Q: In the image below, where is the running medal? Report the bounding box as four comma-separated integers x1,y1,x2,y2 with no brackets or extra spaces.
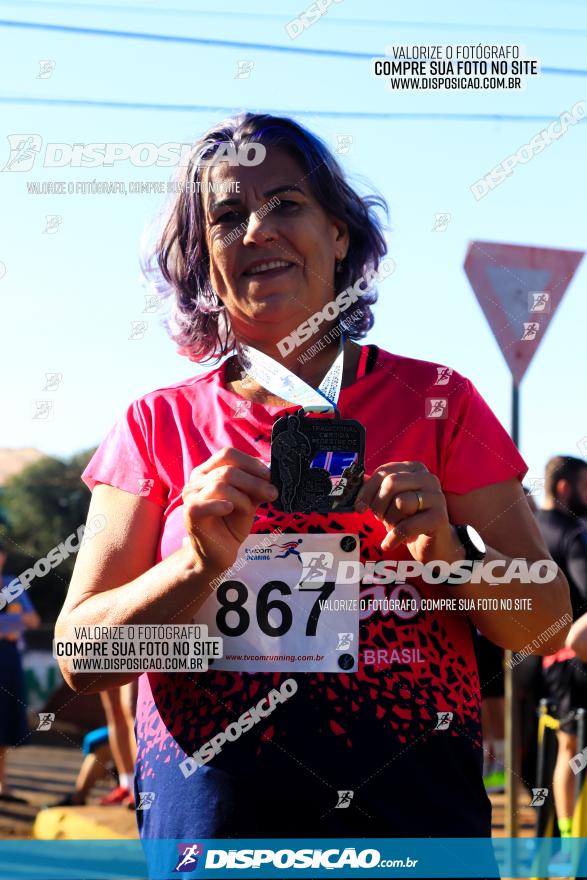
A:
271,410,365,514
237,339,366,514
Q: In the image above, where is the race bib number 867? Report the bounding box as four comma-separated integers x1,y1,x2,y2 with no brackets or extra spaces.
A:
194,534,360,673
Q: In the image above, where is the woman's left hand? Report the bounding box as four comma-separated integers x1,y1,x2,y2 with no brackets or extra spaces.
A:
354,461,459,563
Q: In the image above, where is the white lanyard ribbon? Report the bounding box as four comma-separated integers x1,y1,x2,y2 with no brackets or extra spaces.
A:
236,339,345,413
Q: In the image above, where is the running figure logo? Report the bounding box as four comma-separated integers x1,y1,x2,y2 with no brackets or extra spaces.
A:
434,712,453,730
129,320,148,341
431,212,451,232
42,372,62,392
330,460,363,509
425,398,448,419
272,538,303,560
335,134,353,155
521,322,539,341
526,478,545,496
299,551,334,585
43,215,62,234
335,790,354,809
33,400,53,420
235,60,254,79
233,399,252,418
272,415,311,512
336,633,354,651
36,713,55,731
2,134,42,171
175,843,203,872
136,792,156,810
530,788,548,806
529,291,550,313
37,60,56,79
434,366,453,386
143,294,161,313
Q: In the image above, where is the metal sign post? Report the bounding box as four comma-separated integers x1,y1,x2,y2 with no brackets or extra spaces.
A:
464,241,584,838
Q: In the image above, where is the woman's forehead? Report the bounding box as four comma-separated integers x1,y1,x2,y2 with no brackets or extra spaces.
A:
204,147,307,191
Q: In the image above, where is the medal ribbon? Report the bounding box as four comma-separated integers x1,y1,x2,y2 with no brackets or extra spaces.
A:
236,338,345,413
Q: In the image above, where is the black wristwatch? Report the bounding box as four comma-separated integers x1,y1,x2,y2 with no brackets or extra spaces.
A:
453,524,486,562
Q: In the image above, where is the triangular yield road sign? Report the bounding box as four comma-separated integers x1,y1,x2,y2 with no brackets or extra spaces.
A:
464,241,584,385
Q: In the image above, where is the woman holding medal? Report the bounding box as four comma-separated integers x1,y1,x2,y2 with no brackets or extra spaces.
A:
56,113,571,869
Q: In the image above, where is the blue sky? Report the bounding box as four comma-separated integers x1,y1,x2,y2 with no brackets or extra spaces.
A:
1,0,586,497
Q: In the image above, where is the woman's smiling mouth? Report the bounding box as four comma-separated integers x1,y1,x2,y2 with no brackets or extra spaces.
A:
242,259,295,278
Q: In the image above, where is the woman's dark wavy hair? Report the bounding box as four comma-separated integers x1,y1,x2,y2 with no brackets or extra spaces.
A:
141,112,388,363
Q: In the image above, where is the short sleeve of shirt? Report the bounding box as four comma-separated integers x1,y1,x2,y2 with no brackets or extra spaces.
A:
440,376,528,495
81,399,168,507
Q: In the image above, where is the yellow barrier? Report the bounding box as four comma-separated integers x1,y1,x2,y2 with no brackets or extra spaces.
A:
34,805,138,840
532,703,587,880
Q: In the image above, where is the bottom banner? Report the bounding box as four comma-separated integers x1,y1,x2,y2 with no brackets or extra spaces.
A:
2,837,587,879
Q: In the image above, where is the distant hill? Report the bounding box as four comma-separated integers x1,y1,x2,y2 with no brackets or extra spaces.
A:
0,447,45,485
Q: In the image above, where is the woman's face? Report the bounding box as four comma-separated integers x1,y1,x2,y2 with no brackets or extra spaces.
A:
202,147,349,349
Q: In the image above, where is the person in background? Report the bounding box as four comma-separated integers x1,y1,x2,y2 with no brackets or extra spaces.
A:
477,486,541,794
0,540,40,801
98,683,137,807
51,727,113,807
566,615,587,661
537,456,587,838
477,634,505,792
514,485,545,791
51,698,137,808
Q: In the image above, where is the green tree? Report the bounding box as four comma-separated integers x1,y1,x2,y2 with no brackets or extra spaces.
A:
0,449,97,622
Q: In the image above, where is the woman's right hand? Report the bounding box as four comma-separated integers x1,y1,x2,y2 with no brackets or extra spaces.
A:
182,447,278,573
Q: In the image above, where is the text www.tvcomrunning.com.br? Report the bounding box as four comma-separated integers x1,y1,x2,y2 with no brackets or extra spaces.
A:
224,654,324,662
